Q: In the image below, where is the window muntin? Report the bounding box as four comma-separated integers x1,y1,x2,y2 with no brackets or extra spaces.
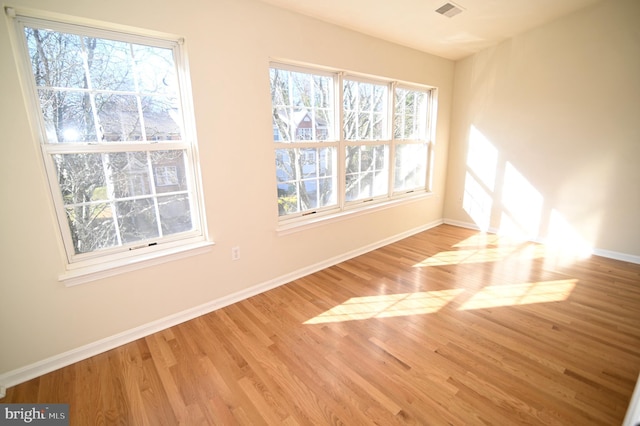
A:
17,17,204,263
394,87,428,140
343,79,388,141
345,145,389,202
270,64,434,222
276,147,337,216
270,68,334,142
394,143,427,192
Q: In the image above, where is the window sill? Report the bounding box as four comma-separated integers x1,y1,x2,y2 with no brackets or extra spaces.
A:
59,240,215,287
276,191,434,235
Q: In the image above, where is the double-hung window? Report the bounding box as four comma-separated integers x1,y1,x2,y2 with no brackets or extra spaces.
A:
271,66,338,216
270,62,434,223
343,78,390,203
12,12,208,280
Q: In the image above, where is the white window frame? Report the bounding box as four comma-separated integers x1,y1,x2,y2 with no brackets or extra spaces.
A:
342,75,391,205
8,9,211,285
270,62,436,231
391,83,434,196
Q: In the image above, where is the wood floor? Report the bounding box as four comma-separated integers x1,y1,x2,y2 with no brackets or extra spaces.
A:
3,224,640,425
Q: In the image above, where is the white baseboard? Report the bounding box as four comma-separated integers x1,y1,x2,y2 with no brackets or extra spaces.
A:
591,248,640,265
443,219,640,264
443,218,488,232
0,220,442,393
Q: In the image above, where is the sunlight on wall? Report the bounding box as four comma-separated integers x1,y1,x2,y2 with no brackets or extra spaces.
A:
462,126,498,231
467,126,498,191
458,279,577,310
500,162,544,239
462,126,594,258
463,172,493,231
303,289,464,324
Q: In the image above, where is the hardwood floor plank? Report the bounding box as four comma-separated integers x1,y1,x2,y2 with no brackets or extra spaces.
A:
2,224,639,425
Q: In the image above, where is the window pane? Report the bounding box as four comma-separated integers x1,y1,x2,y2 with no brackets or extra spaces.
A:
95,94,142,141
65,203,117,254
343,80,388,140
276,148,297,182
270,68,290,107
109,152,151,198
373,113,384,139
291,71,311,107
277,183,298,216
343,110,356,141
158,194,193,235
53,153,107,204
313,75,332,108
357,113,371,140
395,143,427,191
151,150,188,193
345,145,388,201
116,198,159,243
39,90,97,142
273,107,292,142
373,85,386,112
132,45,177,95
142,96,182,141
358,84,372,111
25,28,86,89
86,37,136,92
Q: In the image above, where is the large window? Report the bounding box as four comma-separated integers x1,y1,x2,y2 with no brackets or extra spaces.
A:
13,13,207,274
270,63,434,222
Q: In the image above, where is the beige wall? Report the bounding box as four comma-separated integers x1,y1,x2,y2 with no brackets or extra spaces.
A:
444,0,640,257
0,0,453,375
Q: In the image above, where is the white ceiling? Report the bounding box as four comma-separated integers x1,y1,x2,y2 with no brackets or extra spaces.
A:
255,0,604,60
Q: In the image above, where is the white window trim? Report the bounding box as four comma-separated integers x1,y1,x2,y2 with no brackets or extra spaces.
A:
276,191,434,235
7,8,212,284
60,240,214,287
271,61,437,229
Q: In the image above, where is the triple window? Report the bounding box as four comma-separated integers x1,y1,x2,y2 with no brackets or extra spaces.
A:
270,63,434,221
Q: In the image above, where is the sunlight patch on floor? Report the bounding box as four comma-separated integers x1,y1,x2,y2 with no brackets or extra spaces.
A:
303,289,464,324
304,279,577,324
413,247,517,267
457,279,577,311
453,233,502,248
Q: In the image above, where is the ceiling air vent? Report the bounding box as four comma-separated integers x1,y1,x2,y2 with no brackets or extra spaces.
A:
435,2,464,18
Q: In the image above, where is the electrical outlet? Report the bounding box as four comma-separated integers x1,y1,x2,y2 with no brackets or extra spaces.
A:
231,246,240,261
